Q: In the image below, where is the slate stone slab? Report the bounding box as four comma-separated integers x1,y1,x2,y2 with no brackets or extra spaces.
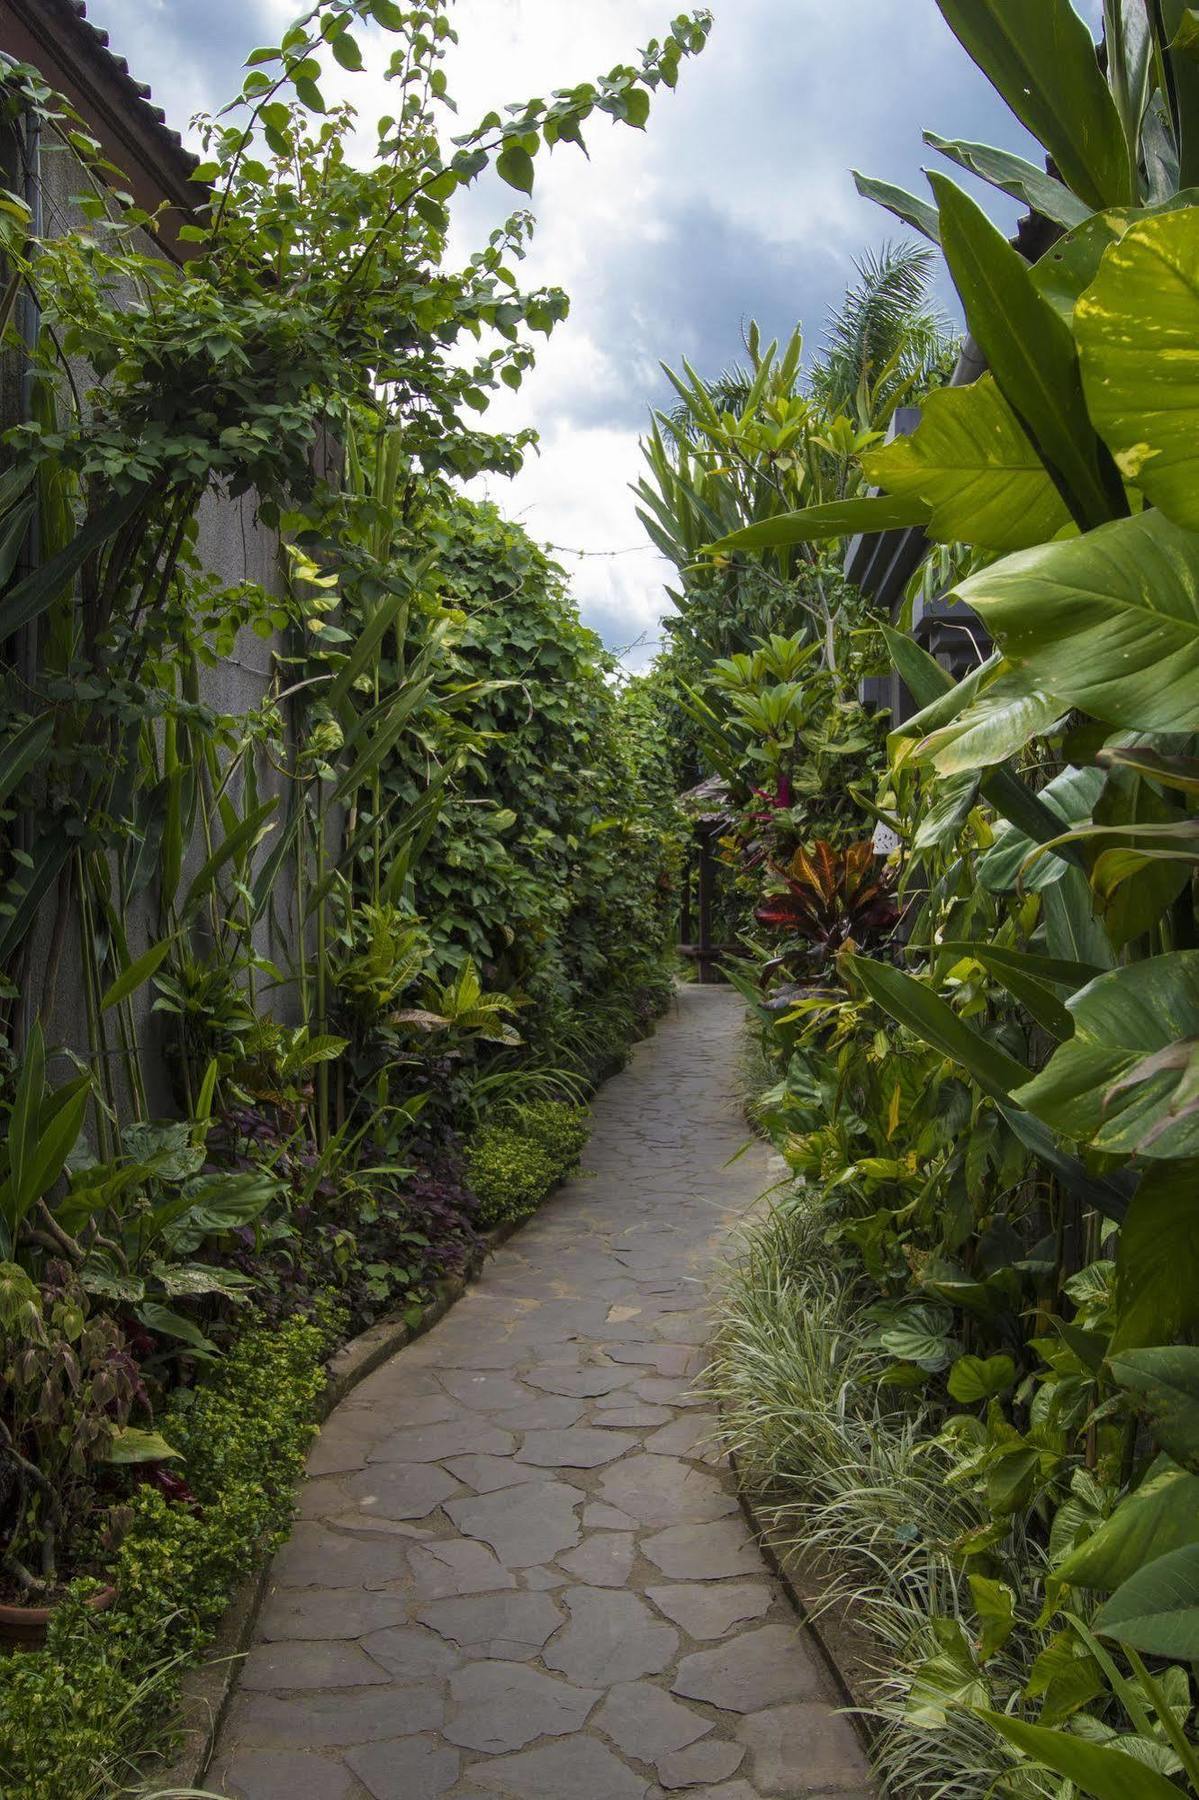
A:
542,1588,678,1686
344,1734,460,1800
257,1587,409,1643
467,1737,651,1800
444,1479,584,1567
344,1461,462,1521
238,1640,390,1692
736,1704,874,1793
218,1748,357,1800
673,1627,827,1712
444,1661,600,1752
597,1681,713,1759
226,1684,445,1748
655,1741,747,1789
516,1427,639,1468
646,1583,773,1640
641,1522,764,1582
556,1531,636,1588
416,1591,564,1660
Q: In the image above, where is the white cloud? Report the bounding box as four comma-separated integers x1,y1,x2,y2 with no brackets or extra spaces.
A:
81,0,1051,665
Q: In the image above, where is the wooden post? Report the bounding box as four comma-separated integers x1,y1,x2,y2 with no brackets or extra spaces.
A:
697,830,715,985
680,845,693,952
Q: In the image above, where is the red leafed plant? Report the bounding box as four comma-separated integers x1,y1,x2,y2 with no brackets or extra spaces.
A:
756,839,898,958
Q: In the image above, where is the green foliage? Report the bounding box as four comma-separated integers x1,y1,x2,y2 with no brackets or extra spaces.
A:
466,1099,590,1230
700,6,1199,1795
0,1310,334,1800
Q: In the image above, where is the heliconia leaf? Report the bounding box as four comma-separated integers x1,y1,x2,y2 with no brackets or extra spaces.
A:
844,954,1030,1101
923,132,1092,228
852,171,942,244
709,493,931,554
935,0,1134,211
953,508,1199,733
929,173,1125,534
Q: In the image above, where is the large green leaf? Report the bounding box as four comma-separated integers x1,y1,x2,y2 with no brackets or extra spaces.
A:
845,954,1030,1100
978,767,1104,894
930,174,1124,533
1114,1160,1199,1350
882,627,1077,849
1095,1542,1199,1659
1109,1346,1199,1472
1031,194,1199,322
709,493,930,554
954,508,1199,733
1055,1456,1199,1593
1077,208,1199,530
918,673,1066,775
935,0,1134,211
980,1710,1183,1800
924,132,1092,228
861,376,1074,553
1014,951,1199,1158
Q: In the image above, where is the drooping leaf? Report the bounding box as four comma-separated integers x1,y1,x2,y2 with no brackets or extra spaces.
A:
980,1709,1184,1800
1014,952,1199,1159
924,132,1092,228
861,375,1074,553
1109,1346,1199,1472
852,170,941,244
1095,1542,1199,1659
978,767,1105,894
1113,1160,1199,1350
1076,207,1199,529
98,1426,183,1465
1055,1456,1199,1594
709,494,931,554
100,936,175,1012
953,508,1199,733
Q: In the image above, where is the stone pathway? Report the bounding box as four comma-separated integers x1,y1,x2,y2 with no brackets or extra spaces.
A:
211,986,873,1800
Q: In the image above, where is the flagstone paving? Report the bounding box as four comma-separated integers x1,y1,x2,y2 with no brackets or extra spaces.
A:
211,985,874,1800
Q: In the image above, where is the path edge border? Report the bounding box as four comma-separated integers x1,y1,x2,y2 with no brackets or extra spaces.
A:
155,1037,649,1792
730,1453,884,1768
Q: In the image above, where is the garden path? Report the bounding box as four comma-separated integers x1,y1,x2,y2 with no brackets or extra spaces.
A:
211,985,873,1800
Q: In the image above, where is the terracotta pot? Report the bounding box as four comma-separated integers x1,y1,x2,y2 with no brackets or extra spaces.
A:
0,1582,117,1651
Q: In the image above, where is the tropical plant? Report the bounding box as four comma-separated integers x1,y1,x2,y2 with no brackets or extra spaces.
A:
700,3,1199,1793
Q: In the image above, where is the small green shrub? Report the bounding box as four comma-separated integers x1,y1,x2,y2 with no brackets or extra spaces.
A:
0,1307,338,1800
467,1100,590,1230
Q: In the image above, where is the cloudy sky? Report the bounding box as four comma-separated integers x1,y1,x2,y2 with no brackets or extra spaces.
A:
83,0,1085,667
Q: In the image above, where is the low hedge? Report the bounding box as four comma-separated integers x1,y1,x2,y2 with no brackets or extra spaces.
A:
467,1098,591,1229
0,1306,339,1800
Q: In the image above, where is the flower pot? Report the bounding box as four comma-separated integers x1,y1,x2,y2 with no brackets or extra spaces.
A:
0,1583,117,1651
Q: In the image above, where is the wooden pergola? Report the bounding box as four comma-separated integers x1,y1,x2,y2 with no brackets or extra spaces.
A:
677,775,737,985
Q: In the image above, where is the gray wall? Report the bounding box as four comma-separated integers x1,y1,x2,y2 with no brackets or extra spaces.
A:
9,123,304,1124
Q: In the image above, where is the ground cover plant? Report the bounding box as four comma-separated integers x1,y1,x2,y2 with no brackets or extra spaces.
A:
694,3,1199,1796
0,3,703,1791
